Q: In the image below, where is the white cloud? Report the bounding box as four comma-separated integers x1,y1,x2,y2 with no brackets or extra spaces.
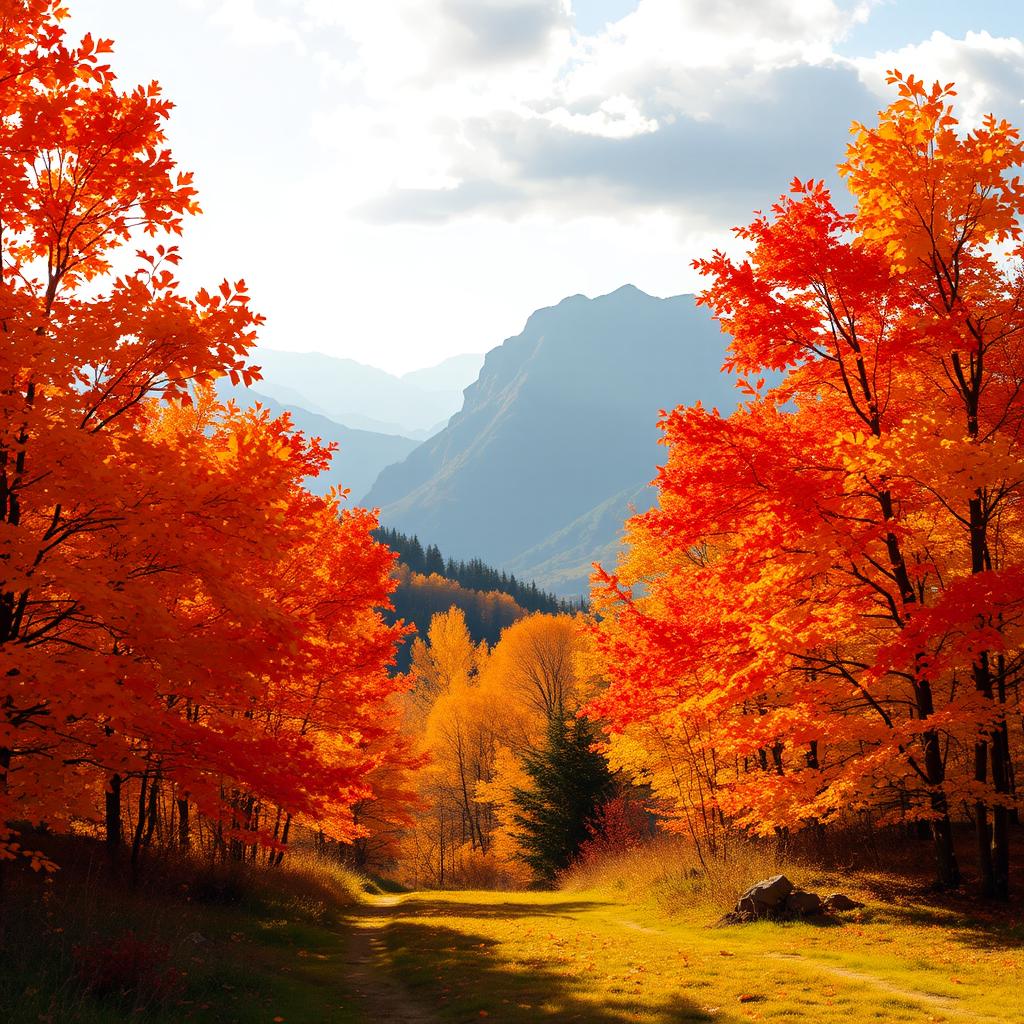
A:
852,30,1024,129
185,0,307,52
67,0,1024,372
543,95,658,139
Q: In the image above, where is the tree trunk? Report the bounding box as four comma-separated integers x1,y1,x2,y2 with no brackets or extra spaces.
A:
105,773,122,857
975,738,995,897
130,772,149,870
990,735,1011,899
921,721,960,888
177,798,190,850
272,813,292,868
993,655,1012,897
142,775,160,850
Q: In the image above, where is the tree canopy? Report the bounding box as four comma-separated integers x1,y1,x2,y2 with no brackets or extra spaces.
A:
588,72,1024,899
0,0,414,871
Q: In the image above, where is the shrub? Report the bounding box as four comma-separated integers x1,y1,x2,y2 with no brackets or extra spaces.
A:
577,795,653,864
72,931,183,1007
561,833,798,917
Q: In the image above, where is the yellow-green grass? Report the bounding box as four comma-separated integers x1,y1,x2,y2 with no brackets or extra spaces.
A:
378,884,1023,1023
7,835,1024,1023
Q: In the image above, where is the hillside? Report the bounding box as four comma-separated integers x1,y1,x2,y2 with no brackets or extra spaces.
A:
216,383,419,499
401,353,484,393
374,526,581,616
364,286,739,595
506,480,655,594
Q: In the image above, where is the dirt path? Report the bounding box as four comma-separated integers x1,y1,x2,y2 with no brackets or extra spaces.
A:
342,896,435,1023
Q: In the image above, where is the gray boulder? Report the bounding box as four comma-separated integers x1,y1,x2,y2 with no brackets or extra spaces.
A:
725,877,864,925
736,874,793,917
823,893,864,911
785,889,823,916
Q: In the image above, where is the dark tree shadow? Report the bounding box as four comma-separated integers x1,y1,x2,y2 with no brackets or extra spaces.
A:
381,896,616,922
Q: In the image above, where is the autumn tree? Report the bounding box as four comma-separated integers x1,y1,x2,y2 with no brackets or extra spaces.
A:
408,606,482,719
396,610,597,887
0,0,412,871
589,73,1024,897
474,613,603,881
388,564,525,671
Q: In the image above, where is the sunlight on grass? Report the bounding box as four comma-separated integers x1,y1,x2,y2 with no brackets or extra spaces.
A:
374,873,1023,1023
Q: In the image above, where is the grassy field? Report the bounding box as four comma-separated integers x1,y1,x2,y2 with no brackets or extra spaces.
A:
5,839,1024,1022
379,885,1023,1023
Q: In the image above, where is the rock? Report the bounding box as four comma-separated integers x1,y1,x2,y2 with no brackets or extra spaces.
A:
724,877,862,925
823,893,864,911
785,889,823,916
735,874,793,917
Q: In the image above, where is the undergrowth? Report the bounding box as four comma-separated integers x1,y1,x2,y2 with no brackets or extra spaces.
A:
0,839,370,1023
558,833,881,919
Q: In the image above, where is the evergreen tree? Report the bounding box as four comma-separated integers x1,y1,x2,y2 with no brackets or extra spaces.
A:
424,543,445,576
511,715,614,884
406,535,425,573
371,527,587,614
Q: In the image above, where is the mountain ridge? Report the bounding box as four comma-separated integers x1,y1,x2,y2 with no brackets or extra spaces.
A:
364,285,739,594
215,382,420,500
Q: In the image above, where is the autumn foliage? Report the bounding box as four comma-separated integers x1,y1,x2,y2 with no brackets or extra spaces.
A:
589,72,1024,898
393,608,607,887
0,0,411,870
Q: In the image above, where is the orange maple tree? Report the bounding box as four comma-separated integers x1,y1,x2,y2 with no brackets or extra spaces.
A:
589,73,1024,898
0,0,412,869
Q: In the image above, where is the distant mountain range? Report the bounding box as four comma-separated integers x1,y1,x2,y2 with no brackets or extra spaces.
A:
216,383,419,500
247,349,484,439
364,285,741,596
225,288,740,597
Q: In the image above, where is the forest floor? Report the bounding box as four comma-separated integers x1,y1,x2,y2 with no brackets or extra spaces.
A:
360,887,1023,1024
7,855,1024,1023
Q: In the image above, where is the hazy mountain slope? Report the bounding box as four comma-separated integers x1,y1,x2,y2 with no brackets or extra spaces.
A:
505,481,657,596
401,353,484,392
217,383,419,500
364,286,738,583
249,349,481,436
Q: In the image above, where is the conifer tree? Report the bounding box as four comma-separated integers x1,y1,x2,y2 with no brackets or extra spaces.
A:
424,543,445,576
511,715,614,883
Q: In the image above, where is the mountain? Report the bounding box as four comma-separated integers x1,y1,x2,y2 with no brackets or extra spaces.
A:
364,286,740,595
401,353,484,393
248,349,482,437
505,481,656,595
217,383,419,500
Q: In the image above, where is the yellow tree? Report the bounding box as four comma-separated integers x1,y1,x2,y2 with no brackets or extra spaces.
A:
401,608,491,885
473,613,596,874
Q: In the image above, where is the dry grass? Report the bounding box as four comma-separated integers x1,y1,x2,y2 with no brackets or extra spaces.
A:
8,831,1024,1022
560,835,808,917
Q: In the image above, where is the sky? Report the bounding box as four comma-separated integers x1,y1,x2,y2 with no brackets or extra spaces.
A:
67,0,1024,374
